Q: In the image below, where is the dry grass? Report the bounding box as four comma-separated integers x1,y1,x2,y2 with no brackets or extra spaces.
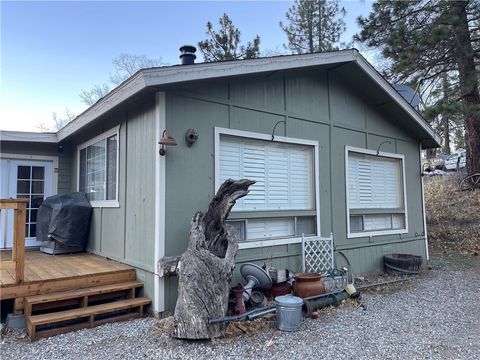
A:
424,175,480,255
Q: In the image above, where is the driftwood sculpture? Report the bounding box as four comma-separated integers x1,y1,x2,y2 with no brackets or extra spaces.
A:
158,179,255,339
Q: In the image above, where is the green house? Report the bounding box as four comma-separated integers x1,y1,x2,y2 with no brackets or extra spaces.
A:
0,50,441,315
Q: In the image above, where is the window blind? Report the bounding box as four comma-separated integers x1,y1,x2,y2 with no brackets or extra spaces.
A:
220,136,314,211
348,152,402,209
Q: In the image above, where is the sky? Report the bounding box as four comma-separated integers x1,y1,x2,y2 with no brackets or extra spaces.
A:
1,0,374,132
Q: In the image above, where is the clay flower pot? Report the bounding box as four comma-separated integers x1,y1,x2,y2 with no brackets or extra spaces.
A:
293,272,326,298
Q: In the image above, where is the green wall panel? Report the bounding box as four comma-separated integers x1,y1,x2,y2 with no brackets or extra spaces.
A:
365,105,397,138
87,209,102,253
124,101,156,270
329,71,367,129
165,95,229,257
285,72,329,122
334,238,427,274
397,139,424,238
100,208,125,259
230,76,285,112
170,79,229,100
366,133,396,153
230,107,285,135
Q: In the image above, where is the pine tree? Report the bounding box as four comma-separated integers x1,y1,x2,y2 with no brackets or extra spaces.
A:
198,14,260,62
356,0,480,176
422,73,464,154
280,0,347,54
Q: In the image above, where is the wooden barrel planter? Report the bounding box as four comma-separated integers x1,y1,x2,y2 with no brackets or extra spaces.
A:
384,254,423,275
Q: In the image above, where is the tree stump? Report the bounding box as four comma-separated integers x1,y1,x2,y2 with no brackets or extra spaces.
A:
161,179,255,339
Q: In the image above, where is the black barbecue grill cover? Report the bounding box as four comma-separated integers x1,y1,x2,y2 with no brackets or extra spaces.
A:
37,192,92,247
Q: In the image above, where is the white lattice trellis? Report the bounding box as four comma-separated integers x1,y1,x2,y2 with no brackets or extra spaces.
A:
302,234,334,273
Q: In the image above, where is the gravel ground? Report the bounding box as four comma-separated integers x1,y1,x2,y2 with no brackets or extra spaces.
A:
2,255,479,360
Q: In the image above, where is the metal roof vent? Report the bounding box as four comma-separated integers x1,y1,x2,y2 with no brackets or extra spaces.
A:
179,45,197,65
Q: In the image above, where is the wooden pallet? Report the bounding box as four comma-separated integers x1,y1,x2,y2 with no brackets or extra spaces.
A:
25,281,151,340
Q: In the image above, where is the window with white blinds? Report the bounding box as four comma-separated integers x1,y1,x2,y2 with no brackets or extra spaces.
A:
348,153,402,209
220,136,314,211
218,130,318,245
346,149,407,237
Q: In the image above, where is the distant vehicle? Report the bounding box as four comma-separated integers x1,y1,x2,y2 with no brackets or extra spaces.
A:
445,151,466,170
422,153,447,172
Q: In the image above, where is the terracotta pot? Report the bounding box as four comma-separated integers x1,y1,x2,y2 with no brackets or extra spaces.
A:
293,272,326,298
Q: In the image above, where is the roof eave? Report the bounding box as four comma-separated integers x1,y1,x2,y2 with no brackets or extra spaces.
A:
0,130,58,143
352,52,442,148
57,72,147,141
56,51,357,141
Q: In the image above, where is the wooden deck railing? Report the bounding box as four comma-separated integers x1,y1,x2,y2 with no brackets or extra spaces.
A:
0,199,28,284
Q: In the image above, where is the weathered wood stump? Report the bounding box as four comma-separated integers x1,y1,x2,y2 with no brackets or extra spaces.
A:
158,179,255,339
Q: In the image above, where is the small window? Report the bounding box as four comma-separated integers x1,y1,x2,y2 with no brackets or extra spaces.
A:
226,220,246,241
346,148,407,237
226,216,317,242
78,128,119,204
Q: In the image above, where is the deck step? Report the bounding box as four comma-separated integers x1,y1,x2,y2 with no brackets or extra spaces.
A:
24,281,144,317
25,281,143,306
27,297,151,340
29,297,151,325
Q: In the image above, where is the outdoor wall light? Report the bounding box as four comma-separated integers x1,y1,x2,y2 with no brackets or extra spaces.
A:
271,120,286,141
159,129,177,156
376,140,392,155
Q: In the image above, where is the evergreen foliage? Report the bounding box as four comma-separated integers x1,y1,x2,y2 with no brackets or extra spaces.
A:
198,13,261,62
280,0,347,53
356,0,480,175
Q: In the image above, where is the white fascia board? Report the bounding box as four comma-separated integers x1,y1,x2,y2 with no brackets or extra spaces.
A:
0,130,58,143
57,73,146,141
353,53,442,147
142,50,356,87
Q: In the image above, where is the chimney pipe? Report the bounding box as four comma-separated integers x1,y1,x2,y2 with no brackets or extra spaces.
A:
179,45,197,65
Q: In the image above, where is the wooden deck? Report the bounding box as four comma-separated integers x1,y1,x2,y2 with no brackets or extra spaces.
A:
0,250,136,302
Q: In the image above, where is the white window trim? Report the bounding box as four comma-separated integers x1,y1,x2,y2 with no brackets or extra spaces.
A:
345,145,408,238
214,127,321,249
76,126,120,208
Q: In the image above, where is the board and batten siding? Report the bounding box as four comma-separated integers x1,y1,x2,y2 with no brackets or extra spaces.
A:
163,66,427,307
69,97,157,303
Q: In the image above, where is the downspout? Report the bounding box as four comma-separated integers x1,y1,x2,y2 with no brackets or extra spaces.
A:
419,142,429,260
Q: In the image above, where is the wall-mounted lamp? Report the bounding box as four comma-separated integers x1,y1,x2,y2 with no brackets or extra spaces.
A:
271,120,286,141
185,129,198,147
159,129,177,156
376,140,392,155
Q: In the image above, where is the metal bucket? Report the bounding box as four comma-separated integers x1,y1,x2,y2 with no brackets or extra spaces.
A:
275,295,303,332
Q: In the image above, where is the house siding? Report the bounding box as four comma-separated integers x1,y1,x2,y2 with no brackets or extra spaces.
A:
68,96,157,302
163,67,426,308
